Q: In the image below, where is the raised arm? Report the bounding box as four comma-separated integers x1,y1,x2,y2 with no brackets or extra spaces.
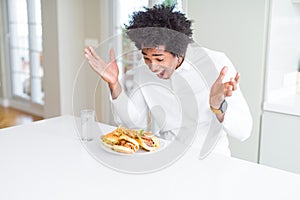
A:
84,46,148,129
209,51,252,141
84,46,121,99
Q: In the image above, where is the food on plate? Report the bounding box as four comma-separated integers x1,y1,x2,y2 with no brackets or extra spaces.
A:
102,129,139,154
116,126,139,138
101,132,120,149
137,130,160,151
101,126,160,154
113,134,139,154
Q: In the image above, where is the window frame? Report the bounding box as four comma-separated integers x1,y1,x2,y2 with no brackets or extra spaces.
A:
2,0,44,116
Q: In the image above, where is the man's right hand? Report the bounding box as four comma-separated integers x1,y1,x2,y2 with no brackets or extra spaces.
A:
84,46,121,99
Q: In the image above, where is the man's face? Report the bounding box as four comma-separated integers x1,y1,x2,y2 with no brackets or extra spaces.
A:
142,46,179,79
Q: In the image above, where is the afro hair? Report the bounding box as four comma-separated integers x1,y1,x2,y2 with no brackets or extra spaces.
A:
125,4,193,57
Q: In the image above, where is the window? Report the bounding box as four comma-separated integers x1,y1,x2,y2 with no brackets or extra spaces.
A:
116,0,148,75
5,0,44,105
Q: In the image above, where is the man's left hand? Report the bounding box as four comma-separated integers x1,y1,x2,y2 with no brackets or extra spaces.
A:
209,66,240,109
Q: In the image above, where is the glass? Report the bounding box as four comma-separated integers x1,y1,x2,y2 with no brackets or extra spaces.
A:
29,24,43,51
31,77,44,104
10,49,30,72
80,109,95,142
9,24,29,49
30,51,43,77
27,0,42,24
12,72,30,98
8,0,28,24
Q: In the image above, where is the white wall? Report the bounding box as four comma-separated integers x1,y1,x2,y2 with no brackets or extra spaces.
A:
42,0,88,118
57,0,85,115
187,0,269,162
0,0,7,101
42,0,61,117
0,0,4,99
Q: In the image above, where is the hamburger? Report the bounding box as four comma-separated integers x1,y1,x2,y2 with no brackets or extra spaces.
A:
102,128,139,154
101,132,120,149
137,131,160,151
112,134,139,154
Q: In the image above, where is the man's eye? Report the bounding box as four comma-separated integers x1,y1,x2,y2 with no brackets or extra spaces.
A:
143,57,150,61
157,58,164,62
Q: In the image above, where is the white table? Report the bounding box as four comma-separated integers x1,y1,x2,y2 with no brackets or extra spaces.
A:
0,115,300,200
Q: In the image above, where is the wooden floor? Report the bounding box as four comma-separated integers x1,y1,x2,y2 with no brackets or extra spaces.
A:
0,106,43,129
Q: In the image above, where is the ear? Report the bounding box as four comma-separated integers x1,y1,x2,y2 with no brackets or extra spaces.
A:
176,56,184,68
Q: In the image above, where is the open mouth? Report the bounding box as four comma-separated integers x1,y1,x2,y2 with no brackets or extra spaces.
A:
152,69,165,77
153,70,164,75
155,70,165,78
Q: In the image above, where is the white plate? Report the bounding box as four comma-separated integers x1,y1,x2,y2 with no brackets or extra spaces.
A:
99,136,170,156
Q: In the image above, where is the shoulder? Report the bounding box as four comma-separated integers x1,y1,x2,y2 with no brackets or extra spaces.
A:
201,47,237,80
201,47,227,61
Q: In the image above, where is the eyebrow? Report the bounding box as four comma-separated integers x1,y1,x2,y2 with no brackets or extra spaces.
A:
141,51,164,56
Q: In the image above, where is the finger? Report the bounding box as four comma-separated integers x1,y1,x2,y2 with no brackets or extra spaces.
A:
223,84,231,93
217,66,228,82
88,46,107,66
87,54,103,68
225,85,233,96
84,52,89,59
84,48,89,54
235,72,240,83
225,90,233,97
85,51,98,64
89,60,105,75
85,48,97,62
230,78,237,91
224,82,234,89
88,59,99,69
88,61,98,71
89,46,100,60
92,58,106,70
84,48,92,57
110,48,116,63
85,52,93,61
89,59,100,68
227,84,233,91
232,82,237,91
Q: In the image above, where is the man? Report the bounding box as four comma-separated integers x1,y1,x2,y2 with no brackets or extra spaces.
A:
84,5,252,157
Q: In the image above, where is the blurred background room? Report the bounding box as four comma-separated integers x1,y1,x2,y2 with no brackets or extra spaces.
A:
0,0,300,174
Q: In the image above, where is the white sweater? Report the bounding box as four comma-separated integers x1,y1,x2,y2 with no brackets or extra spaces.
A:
110,47,253,157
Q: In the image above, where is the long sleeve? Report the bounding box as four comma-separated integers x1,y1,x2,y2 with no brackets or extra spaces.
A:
222,86,253,141
208,50,253,141
110,83,149,130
